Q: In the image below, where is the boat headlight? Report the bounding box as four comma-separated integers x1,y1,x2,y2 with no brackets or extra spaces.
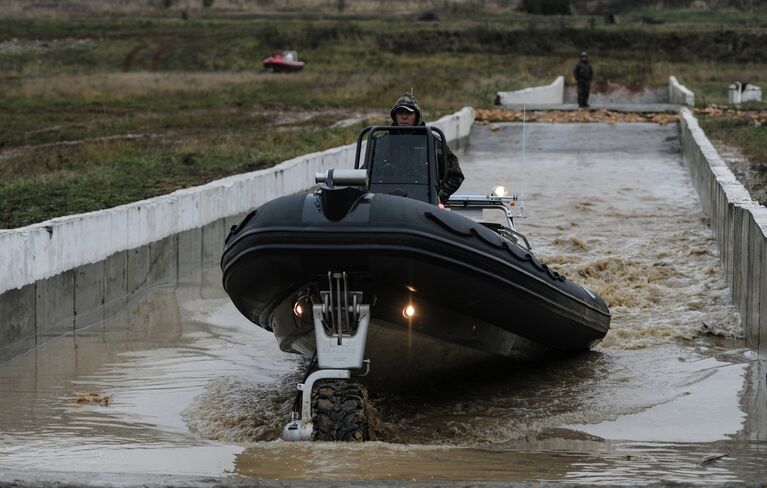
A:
491,185,508,197
402,304,415,319
293,296,311,318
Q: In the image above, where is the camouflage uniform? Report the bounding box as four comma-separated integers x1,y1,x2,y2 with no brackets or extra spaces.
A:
389,93,464,203
573,56,593,108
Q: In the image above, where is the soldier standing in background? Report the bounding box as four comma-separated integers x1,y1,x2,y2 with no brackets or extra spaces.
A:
573,51,593,108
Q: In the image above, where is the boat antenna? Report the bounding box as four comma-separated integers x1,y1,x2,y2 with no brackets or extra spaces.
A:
522,103,526,162
521,104,527,219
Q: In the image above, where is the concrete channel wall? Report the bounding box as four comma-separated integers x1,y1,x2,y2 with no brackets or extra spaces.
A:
680,108,767,354
0,108,476,363
669,76,695,107
498,76,686,107
495,76,565,105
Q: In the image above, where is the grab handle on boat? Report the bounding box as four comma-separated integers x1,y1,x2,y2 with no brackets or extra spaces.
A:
315,169,369,188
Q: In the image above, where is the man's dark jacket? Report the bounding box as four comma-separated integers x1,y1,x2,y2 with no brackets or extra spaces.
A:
573,61,593,84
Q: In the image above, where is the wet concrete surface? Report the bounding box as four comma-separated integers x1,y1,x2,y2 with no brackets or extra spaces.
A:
0,123,765,486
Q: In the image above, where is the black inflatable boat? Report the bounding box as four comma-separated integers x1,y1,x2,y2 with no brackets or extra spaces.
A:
221,126,611,395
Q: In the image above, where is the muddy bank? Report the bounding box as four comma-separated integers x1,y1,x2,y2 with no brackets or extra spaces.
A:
696,108,767,206
475,108,679,124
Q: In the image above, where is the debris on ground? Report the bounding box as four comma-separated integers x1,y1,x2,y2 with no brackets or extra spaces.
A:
71,392,112,406
695,107,767,127
474,108,679,125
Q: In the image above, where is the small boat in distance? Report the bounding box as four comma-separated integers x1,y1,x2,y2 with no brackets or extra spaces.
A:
263,50,304,72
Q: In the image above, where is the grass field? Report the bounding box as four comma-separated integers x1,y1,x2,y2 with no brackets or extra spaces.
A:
698,107,767,205
1,4,766,228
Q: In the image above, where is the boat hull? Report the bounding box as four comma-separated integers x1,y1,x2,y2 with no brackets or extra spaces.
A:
221,191,611,386
266,289,552,389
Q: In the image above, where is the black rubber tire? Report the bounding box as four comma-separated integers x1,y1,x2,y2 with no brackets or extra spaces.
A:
311,380,371,441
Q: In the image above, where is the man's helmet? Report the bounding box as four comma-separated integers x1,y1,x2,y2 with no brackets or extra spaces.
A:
390,93,422,124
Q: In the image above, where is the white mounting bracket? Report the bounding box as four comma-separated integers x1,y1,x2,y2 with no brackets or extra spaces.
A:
280,368,351,442
314,304,370,369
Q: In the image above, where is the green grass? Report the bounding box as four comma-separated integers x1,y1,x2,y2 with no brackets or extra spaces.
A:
1,7,767,228
0,124,360,227
700,116,767,159
698,106,767,205
622,8,767,26
699,114,767,166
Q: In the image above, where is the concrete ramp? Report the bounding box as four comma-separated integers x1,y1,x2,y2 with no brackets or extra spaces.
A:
495,76,564,106
497,76,693,112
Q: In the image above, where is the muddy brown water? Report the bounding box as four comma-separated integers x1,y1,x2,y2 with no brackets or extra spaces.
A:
1,123,765,485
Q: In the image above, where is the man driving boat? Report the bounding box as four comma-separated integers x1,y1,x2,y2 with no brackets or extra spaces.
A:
389,93,464,203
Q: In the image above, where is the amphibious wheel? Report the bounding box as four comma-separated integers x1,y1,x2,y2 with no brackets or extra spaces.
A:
311,380,371,441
